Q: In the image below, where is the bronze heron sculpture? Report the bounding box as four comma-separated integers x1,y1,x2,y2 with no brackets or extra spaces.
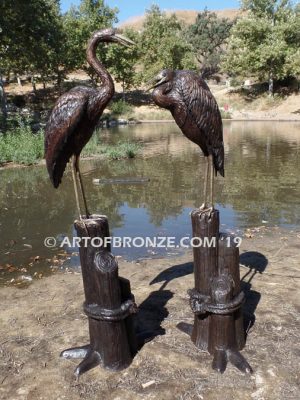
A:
147,69,224,212
44,29,134,219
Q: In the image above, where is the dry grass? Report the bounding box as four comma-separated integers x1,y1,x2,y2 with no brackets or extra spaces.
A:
133,106,171,121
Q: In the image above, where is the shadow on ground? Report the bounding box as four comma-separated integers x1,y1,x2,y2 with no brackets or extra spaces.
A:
145,251,269,344
136,289,173,344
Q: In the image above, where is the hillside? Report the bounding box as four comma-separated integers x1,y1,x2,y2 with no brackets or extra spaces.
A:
120,9,243,30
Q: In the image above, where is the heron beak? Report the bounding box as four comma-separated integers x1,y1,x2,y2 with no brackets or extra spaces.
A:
143,76,165,92
114,34,135,47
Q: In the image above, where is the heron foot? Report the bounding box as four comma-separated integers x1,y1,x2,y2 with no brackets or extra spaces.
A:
60,344,102,377
60,344,91,360
199,204,214,217
199,202,208,210
176,322,193,336
211,349,253,374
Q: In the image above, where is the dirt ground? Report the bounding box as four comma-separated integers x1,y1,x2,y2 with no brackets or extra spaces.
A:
0,226,299,400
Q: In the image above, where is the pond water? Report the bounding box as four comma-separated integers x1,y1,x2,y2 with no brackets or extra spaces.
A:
0,121,299,283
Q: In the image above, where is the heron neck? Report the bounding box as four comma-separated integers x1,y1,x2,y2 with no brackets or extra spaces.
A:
86,35,114,100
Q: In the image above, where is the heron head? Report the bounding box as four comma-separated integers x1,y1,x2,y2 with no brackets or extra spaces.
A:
145,69,174,91
91,28,135,47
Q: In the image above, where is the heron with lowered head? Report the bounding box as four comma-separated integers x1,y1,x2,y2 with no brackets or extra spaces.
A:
147,69,225,213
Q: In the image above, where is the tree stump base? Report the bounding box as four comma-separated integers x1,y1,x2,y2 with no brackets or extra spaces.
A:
177,209,252,374
60,215,138,377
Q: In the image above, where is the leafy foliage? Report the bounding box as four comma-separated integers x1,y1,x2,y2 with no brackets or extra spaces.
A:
109,100,134,116
0,0,66,87
106,28,140,94
186,9,233,78
222,0,300,93
137,5,195,83
63,0,118,84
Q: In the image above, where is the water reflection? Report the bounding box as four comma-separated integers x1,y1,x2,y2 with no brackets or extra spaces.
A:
0,121,299,281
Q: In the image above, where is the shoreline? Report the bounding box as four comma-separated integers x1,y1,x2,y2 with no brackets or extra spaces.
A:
139,117,300,122
1,118,300,171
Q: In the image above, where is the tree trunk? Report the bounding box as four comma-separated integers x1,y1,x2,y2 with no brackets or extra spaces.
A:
0,80,8,122
31,76,37,92
17,74,22,86
5,70,10,84
268,71,274,96
56,70,63,95
122,79,126,102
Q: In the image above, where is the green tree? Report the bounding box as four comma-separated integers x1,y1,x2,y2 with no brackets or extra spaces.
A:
62,0,118,85
241,0,292,16
223,0,300,94
186,9,233,78
138,5,195,83
106,28,140,99
0,0,66,89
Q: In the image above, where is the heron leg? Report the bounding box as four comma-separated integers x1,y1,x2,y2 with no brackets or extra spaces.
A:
72,156,82,220
209,154,215,210
74,155,90,219
200,156,210,210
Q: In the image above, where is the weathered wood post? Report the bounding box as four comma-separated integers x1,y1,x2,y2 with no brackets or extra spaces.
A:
190,209,219,350
178,209,252,373
60,215,138,376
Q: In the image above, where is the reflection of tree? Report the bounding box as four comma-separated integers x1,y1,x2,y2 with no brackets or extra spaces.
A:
87,155,202,227
220,123,300,227
0,166,76,266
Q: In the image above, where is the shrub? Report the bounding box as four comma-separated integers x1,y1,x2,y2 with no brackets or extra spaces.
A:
110,100,134,117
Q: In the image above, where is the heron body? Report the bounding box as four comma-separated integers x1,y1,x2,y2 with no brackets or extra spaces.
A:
44,29,134,218
45,86,109,188
149,69,225,209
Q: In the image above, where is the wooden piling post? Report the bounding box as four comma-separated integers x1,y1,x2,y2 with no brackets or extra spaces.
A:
190,209,219,350
217,233,245,351
177,209,252,373
60,215,138,376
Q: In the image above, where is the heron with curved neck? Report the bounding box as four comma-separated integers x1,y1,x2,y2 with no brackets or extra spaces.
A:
45,29,134,219
147,69,224,213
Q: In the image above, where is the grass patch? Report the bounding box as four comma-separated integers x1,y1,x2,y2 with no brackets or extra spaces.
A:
82,134,141,160
220,110,232,119
0,118,44,165
81,133,102,157
102,141,141,160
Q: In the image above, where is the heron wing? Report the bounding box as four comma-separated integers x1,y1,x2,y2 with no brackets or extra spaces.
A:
45,88,89,188
178,74,224,175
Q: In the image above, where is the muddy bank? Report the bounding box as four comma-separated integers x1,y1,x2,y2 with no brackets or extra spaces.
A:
0,226,299,399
